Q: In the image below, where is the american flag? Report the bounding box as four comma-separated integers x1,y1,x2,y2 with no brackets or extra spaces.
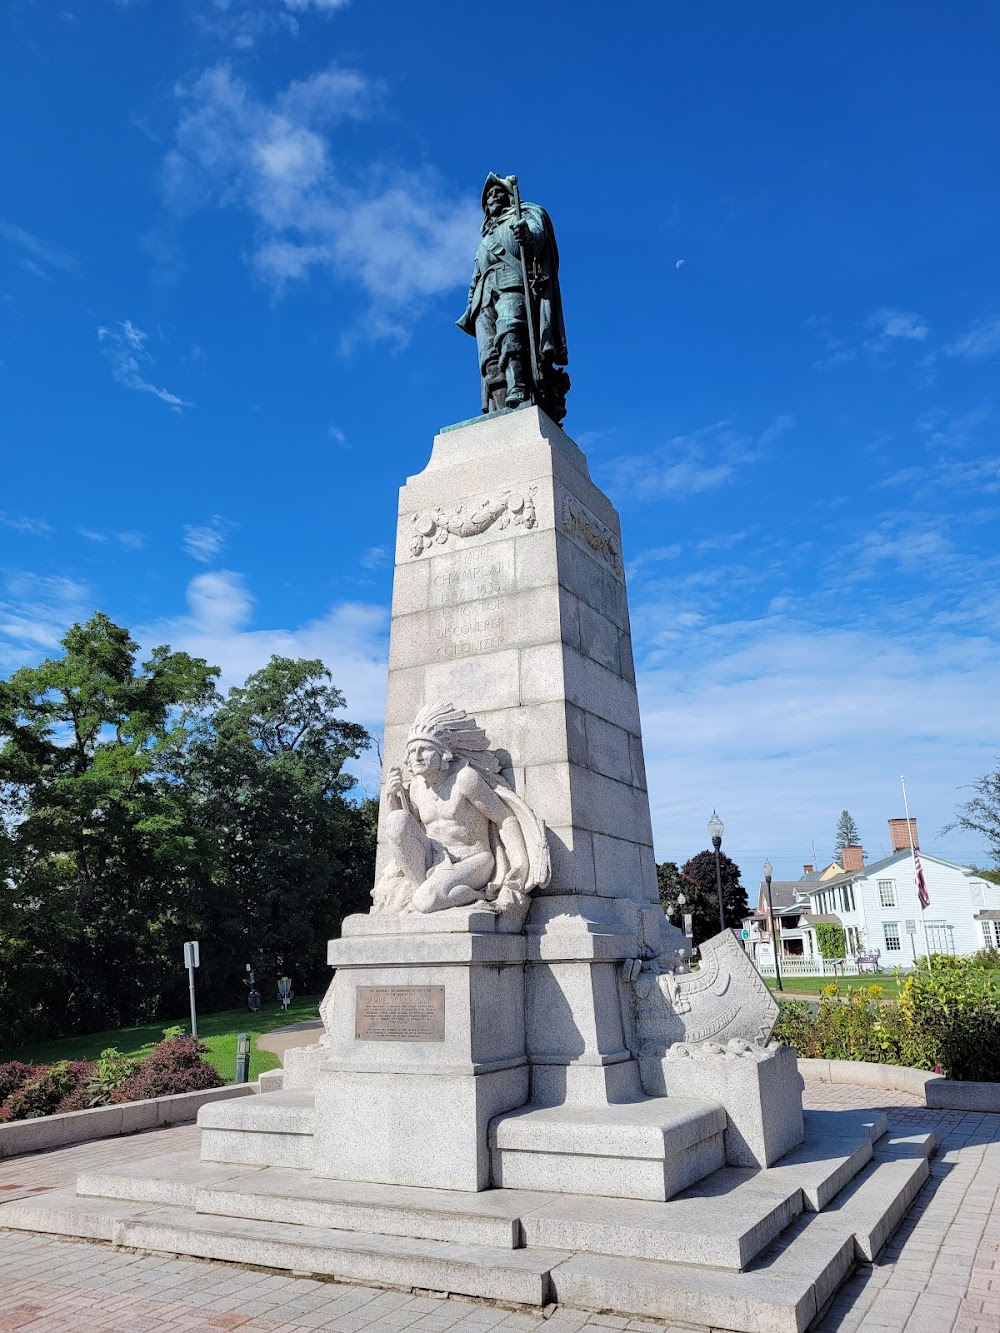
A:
915,852,929,910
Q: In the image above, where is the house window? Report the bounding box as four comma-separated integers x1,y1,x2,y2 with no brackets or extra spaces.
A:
926,923,955,956
884,922,901,952
983,920,1000,950
846,885,855,911
878,880,897,908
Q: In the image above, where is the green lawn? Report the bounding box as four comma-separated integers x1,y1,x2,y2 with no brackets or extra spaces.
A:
765,973,907,999
0,996,321,1084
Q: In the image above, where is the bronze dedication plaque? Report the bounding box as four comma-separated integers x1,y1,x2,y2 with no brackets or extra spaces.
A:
355,985,446,1041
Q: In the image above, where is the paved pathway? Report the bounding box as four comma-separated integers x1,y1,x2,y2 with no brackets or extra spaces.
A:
0,1083,997,1333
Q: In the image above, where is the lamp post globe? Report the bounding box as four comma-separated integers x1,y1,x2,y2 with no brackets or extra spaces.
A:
707,810,726,934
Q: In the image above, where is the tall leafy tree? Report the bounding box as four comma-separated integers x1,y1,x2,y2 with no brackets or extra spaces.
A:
677,849,748,945
179,657,375,1002
834,809,862,860
656,860,685,915
0,614,218,1042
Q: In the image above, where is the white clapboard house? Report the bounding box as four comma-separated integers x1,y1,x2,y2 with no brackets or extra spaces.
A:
748,818,1000,976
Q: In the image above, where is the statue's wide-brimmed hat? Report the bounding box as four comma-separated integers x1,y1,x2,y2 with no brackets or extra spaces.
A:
480,172,514,212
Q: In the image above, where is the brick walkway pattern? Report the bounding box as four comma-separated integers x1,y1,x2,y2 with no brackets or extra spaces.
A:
0,1082,997,1333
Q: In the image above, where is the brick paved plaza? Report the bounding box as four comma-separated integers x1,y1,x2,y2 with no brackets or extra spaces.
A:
0,1082,997,1333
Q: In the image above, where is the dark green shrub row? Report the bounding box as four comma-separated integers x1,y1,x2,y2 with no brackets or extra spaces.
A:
773,958,1000,1081
0,1034,223,1123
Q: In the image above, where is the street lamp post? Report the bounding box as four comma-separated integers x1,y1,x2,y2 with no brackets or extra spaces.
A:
763,859,783,992
707,810,726,934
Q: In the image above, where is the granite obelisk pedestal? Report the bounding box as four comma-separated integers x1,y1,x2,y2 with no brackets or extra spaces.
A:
308,405,714,1197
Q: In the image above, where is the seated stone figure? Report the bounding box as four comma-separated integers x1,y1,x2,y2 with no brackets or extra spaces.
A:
372,702,550,918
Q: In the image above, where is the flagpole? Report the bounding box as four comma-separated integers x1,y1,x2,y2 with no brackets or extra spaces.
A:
901,775,932,972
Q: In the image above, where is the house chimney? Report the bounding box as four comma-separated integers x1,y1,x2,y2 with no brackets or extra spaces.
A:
802,864,814,875
888,818,918,852
841,845,865,872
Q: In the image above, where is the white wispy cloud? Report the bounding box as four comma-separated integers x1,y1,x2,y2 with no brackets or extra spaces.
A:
867,308,929,345
192,0,350,49
637,611,1000,876
0,220,79,280
183,517,231,563
79,527,146,550
359,545,390,571
0,572,91,669
97,321,193,411
143,570,388,785
944,315,1000,363
164,62,480,336
600,417,791,502
0,512,53,536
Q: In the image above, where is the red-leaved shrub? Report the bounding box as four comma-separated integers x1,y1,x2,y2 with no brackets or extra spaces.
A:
0,1061,43,1102
4,1061,92,1120
110,1035,223,1103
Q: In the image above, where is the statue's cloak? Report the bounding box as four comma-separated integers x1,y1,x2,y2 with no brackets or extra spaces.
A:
457,201,568,372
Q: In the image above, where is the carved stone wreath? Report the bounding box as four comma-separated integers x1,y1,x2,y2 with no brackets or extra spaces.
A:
560,493,622,578
410,487,538,557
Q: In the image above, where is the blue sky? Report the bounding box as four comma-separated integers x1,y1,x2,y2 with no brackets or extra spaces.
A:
2,0,999,880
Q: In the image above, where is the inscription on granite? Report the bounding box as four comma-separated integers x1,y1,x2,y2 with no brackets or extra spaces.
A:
355,985,446,1041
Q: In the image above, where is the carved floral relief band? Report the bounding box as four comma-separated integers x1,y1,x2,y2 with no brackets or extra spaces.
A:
409,488,538,557
559,491,623,579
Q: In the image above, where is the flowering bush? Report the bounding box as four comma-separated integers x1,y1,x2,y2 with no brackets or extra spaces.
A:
0,1035,223,1122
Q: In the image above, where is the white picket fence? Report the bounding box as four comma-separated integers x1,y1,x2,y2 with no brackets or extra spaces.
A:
753,956,891,978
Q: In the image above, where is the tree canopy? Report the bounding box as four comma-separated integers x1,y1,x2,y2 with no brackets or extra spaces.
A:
945,765,1000,867
834,809,862,860
658,851,748,946
0,615,375,1045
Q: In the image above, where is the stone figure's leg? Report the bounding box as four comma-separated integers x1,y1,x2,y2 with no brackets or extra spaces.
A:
495,292,530,408
410,849,495,913
475,306,505,412
384,808,432,887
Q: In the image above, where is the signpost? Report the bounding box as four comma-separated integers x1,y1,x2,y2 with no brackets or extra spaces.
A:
183,940,200,1038
905,918,917,964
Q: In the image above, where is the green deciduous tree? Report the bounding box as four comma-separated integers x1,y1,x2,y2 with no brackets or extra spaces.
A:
834,810,862,861
178,656,375,1003
677,849,748,946
0,618,377,1046
655,860,684,915
0,614,218,1043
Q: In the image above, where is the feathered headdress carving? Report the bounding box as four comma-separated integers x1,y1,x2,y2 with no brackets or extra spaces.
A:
406,701,501,774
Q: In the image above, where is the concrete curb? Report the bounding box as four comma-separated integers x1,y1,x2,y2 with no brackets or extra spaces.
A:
799,1057,1000,1111
0,1083,256,1159
798,1058,939,1098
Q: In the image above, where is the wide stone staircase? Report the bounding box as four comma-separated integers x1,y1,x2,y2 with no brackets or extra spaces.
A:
0,1097,933,1333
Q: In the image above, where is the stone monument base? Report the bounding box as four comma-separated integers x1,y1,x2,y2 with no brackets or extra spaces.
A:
0,1101,935,1333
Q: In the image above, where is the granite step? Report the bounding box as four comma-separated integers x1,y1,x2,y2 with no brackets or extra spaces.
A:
518,1165,804,1269
198,1088,315,1169
549,1218,856,1333
119,1205,568,1305
77,1153,266,1207
490,1096,727,1201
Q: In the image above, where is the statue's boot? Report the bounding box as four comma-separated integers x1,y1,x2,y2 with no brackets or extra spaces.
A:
504,356,531,409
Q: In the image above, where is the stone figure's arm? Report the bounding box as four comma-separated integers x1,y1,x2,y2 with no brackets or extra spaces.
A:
513,205,546,253
382,765,410,815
